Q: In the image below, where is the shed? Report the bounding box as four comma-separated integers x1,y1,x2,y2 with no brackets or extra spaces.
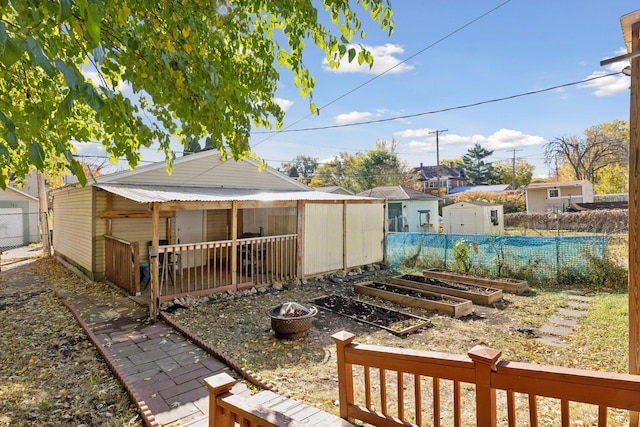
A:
442,201,504,234
51,149,384,318
0,186,40,248
357,186,440,232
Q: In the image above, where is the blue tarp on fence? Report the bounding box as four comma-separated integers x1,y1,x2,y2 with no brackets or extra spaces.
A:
386,233,607,280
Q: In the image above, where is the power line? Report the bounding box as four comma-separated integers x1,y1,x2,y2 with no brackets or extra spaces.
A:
250,0,514,149
254,71,624,134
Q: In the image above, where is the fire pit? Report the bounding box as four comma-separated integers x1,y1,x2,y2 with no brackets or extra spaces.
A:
267,302,317,339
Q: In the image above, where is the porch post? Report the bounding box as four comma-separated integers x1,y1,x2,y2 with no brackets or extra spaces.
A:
468,345,501,427
296,200,305,279
150,202,160,321
231,201,238,287
629,19,640,427
342,200,347,273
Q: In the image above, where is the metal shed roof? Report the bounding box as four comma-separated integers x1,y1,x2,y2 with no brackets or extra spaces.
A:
97,183,377,203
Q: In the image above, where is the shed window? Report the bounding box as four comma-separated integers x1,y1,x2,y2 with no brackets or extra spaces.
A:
490,209,499,226
548,188,560,198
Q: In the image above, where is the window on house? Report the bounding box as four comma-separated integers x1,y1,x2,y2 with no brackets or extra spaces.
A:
490,209,499,226
548,188,560,198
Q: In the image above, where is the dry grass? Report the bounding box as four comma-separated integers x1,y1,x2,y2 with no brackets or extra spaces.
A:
0,259,140,427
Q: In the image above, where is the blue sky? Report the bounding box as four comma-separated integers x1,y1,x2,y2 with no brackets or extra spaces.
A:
249,0,632,178
78,1,633,179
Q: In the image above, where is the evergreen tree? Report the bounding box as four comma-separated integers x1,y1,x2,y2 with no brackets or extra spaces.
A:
458,143,497,185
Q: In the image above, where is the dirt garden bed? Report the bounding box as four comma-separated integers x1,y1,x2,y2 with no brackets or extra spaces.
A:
310,294,431,335
391,274,503,305
353,281,473,318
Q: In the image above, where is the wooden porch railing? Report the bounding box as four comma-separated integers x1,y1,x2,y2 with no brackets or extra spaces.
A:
157,235,297,301
104,235,140,295
204,373,306,427
331,331,640,427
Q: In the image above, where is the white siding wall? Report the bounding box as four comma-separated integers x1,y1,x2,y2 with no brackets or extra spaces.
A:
346,203,384,268
53,186,95,276
109,195,172,261
304,203,343,275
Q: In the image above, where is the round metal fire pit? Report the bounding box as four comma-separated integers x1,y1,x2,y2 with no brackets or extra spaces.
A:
267,302,317,339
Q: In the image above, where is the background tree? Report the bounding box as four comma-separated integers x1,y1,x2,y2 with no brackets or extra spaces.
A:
350,139,409,193
309,152,357,190
457,143,497,185
280,155,319,184
493,159,534,189
543,120,628,185
0,1,393,188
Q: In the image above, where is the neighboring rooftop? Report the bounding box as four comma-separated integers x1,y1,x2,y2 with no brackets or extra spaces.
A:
412,164,465,180
356,185,439,200
448,184,512,195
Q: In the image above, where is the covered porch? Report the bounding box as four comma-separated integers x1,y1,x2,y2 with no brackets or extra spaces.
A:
97,183,384,319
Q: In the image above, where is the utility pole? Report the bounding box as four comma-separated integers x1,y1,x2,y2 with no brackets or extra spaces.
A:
508,149,522,189
37,172,51,257
429,129,447,195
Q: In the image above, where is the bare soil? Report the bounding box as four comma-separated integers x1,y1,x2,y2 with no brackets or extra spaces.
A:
397,273,499,294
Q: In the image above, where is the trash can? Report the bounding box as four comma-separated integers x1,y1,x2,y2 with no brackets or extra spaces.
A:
140,262,150,288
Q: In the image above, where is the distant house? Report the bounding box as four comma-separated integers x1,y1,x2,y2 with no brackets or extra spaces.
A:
412,163,467,194
357,186,440,232
442,201,504,234
314,186,354,196
447,184,512,196
0,186,40,248
525,180,594,214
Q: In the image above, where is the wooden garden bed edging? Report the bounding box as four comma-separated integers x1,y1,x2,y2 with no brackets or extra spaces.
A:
310,294,431,336
423,269,529,294
391,275,503,306
353,281,473,318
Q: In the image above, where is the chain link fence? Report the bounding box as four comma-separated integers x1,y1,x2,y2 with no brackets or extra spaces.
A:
386,232,610,282
0,211,42,250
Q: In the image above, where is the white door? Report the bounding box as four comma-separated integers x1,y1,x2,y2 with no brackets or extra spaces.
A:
176,210,205,267
0,208,24,247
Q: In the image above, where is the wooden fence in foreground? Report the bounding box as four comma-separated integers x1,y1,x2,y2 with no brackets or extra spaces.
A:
204,331,640,426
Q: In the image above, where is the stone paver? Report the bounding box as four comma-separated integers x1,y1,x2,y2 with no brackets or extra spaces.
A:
548,314,578,328
566,300,590,310
539,324,574,337
535,335,570,348
557,307,588,318
567,294,593,302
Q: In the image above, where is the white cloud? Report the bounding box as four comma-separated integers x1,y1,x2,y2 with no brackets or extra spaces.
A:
398,128,545,154
274,98,294,112
581,48,630,96
394,128,435,138
334,111,373,125
322,43,414,75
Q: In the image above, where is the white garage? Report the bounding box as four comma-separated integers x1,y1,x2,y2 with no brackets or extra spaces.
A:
442,201,504,234
0,186,40,248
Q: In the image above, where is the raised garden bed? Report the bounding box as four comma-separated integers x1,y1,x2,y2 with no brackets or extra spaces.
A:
391,274,503,306
423,269,529,294
353,281,472,318
310,294,431,336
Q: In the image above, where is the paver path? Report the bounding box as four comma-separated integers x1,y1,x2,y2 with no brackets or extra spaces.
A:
58,290,233,426
535,293,592,348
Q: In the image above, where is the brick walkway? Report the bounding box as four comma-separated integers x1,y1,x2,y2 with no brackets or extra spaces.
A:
58,291,235,427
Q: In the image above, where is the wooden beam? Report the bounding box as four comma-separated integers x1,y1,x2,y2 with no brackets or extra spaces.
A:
342,200,347,273
630,20,640,427
159,201,233,211
231,201,238,286
296,200,305,279
151,203,160,322
99,210,175,219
